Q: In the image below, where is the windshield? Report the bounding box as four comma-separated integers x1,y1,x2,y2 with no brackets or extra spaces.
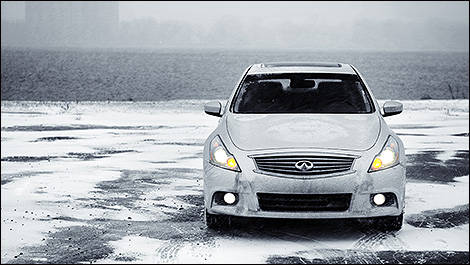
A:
232,73,374,114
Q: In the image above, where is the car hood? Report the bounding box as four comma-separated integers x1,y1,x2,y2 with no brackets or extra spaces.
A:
226,113,381,151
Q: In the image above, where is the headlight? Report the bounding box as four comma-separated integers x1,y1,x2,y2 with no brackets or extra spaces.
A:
369,136,399,172
209,136,240,171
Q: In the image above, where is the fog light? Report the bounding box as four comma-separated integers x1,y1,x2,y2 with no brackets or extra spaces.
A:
223,193,236,204
373,193,386,206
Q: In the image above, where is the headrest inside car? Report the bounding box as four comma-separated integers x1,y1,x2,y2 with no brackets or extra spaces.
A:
255,81,283,100
243,81,283,102
317,81,347,98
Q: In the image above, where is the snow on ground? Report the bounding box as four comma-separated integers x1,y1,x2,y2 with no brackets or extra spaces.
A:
1,99,468,263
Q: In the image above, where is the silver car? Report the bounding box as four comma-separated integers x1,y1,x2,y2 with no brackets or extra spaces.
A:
203,62,405,231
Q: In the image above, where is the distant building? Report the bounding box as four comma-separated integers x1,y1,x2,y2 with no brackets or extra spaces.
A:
24,1,119,47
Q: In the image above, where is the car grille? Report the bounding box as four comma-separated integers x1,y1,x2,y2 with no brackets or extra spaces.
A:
257,193,352,212
253,154,355,176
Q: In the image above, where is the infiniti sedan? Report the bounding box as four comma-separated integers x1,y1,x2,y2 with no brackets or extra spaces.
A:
203,62,405,231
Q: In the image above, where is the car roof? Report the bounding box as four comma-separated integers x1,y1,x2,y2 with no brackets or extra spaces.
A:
247,62,356,75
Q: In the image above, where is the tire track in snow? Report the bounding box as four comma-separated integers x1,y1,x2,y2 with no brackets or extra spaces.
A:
265,230,327,260
353,230,407,251
348,229,408,264
155,240,183,263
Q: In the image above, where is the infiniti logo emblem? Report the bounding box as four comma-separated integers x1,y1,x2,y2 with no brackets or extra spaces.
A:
294,160,314,171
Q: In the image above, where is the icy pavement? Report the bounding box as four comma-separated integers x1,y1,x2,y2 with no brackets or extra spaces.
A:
1,99,468,264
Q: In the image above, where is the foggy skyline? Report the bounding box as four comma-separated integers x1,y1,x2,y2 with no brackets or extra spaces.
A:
1,1,469,51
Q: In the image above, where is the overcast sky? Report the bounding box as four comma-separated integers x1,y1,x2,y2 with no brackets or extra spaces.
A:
1,1,469,51
3,1,467,23
119,1,469,24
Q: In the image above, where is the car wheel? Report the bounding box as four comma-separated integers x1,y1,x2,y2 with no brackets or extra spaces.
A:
205,209,231,229
373,213,403,231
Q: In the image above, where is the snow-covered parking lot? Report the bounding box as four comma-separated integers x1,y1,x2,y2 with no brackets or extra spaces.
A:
1,100,468,263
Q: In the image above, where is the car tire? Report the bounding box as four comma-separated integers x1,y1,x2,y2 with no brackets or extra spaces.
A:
373,213,403,231
205,209,231,229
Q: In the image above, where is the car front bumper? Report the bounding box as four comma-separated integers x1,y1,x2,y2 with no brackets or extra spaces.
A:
203,152,406,219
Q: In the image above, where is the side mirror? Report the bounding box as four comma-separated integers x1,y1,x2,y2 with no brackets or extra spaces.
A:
204,101,223,117
382,101,403,117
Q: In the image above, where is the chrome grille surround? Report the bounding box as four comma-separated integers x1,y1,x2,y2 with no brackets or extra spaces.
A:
252,153,356,177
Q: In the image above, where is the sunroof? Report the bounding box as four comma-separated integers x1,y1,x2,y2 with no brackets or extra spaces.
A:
261,62,342,68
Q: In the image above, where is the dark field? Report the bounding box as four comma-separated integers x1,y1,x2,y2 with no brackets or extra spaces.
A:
1,48,469,101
